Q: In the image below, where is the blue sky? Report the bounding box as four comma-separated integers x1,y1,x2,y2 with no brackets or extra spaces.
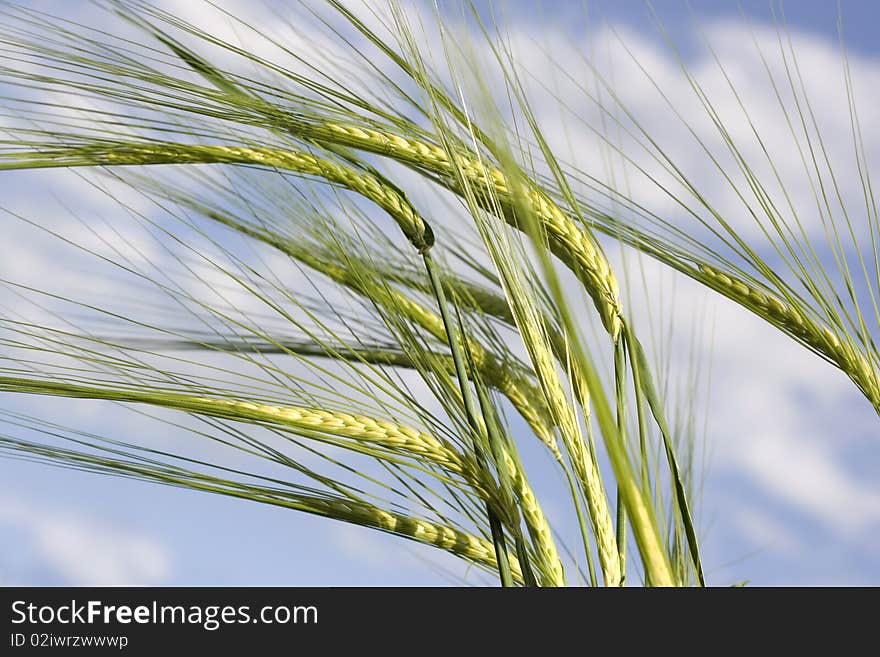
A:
2,0,880,587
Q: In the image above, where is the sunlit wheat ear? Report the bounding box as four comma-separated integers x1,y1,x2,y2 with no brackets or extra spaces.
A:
309,500,525,581
699,265,880,410
1,142,436,249
0,375,471,470
297,121,624,340
496,448,564,586
460,354,563,587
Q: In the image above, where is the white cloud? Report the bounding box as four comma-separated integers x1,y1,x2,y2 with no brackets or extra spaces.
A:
690,279,880,536
0,496,171,585
732,502,801,558
329,522,394,568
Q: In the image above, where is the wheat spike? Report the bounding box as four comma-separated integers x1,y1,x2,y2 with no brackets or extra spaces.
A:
699,265,880,412
303,497,524,582
0,375,469,470
309,122,624,339
1,142,433,252
498,449,565,586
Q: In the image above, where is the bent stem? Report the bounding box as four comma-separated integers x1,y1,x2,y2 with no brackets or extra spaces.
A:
472,376,539,587
423,251,514,587
628,330,705,586
613,338,628,585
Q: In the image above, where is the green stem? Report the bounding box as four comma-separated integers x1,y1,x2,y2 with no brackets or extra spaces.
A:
614,339,628,586
629,343,652,495
423,252,514,587
472,376,539,587
630,332,705,586
563,463,598,587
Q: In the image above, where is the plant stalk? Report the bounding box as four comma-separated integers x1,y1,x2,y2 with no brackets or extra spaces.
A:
423,251,515,587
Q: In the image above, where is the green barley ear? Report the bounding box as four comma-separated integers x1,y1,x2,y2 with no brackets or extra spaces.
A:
0,375,471,472
698,265,880,412
0,0,711,587
0,141,434,254
0,429,521,580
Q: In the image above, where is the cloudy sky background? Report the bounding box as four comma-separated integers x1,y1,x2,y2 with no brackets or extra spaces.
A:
1,0,879,586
